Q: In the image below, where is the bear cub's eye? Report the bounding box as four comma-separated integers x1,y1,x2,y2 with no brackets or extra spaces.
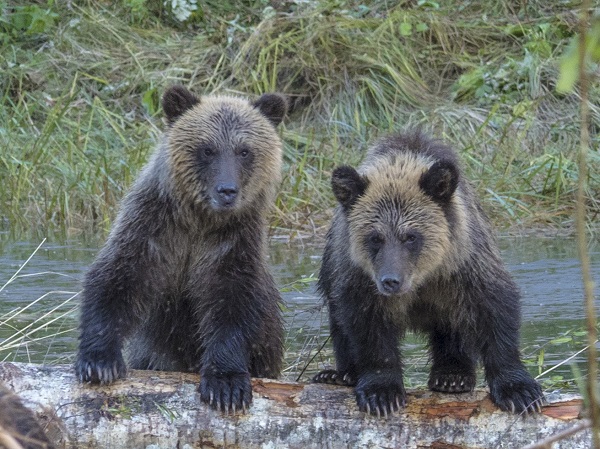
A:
403,233,418,244
368,232,384,247
238,147,250,158
199,145,215,157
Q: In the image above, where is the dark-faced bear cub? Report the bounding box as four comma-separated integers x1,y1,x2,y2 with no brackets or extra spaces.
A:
76,86,287,414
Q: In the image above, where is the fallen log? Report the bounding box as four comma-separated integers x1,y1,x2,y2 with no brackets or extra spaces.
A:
0,362,592,449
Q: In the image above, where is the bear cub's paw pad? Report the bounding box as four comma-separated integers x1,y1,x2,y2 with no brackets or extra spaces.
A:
355,373,406,418
199,372,252,414
428,370,476,393
75,352,127,384
312,370,355,386
489,376,545,415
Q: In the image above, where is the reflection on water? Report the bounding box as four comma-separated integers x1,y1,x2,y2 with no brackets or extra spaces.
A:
0,232,598,391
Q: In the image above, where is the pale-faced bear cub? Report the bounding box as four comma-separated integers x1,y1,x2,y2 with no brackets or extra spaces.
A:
314,130,544,416
76,86,287,414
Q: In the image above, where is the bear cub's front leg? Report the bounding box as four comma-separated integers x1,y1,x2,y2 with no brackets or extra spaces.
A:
313,310,406,416
427,331,477,393
75,279,130,384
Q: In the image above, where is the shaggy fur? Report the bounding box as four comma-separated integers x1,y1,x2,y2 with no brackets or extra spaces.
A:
76,86,287,414
0,383,54,449
314,130,544,416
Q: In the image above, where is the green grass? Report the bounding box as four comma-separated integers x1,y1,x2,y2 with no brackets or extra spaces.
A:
1,0,599,236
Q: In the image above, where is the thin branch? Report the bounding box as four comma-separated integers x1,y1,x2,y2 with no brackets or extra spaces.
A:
574,1,600,447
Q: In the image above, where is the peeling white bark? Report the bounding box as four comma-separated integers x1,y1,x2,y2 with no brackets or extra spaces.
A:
0,362,592,449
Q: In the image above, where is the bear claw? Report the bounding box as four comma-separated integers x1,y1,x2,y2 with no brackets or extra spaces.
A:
428,370,475,394
312,369,355,386
489,374,545,414
355,371,406,417
199,372,252,414
76,353,127,384
357,389,406,417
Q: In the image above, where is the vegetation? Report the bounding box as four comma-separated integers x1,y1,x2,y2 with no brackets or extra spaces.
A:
1,0,598,237
1,5,598,447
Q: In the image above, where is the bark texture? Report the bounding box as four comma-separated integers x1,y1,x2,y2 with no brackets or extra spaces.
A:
0,362,592,449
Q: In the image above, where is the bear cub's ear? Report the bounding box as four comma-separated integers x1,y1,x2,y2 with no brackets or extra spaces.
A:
331,166,368,210
162,86,200,125
419,160,459,202
253,94,288,126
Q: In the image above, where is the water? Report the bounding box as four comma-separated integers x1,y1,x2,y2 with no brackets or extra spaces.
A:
0,232,598,392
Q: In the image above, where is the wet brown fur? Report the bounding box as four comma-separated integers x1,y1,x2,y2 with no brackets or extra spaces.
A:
315,130,544,416
0,383,54,449
167,95,283,212
76,86,287,414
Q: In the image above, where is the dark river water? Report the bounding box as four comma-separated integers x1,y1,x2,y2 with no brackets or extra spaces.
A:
0,232,598,393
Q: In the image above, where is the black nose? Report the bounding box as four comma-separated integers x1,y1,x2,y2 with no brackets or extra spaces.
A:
216,184,238,202
380,275,401,294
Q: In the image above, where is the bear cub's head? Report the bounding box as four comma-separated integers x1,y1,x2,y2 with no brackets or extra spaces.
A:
332,133,460,297
162,85,287,212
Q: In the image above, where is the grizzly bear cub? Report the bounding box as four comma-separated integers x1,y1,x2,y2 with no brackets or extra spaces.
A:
76,86,287,414
314,130,544,416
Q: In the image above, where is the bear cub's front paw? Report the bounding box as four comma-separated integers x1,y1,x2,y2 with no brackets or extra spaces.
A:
199,372,252,414
355,370,406,417
489,373,545,414
428,367,476,393
312,369,355,386
76,350,127,384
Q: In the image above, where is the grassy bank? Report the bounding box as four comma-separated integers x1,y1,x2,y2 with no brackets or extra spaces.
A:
1,0,599,236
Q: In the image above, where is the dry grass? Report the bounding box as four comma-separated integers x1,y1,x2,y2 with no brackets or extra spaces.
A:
0,0,598,236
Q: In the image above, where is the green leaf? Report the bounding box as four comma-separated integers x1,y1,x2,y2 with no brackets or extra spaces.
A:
399,22,412,36
417,0,440,9
556,39,579,94
142,88,159,115
512,100,532,118
416,22,428,32
557,20,600,93
590,19,600,61
475,84,491,99
549,336,573,345
537,348,545,368
27,8,58,34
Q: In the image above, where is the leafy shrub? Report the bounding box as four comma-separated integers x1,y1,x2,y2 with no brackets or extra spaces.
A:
0,1,58,43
